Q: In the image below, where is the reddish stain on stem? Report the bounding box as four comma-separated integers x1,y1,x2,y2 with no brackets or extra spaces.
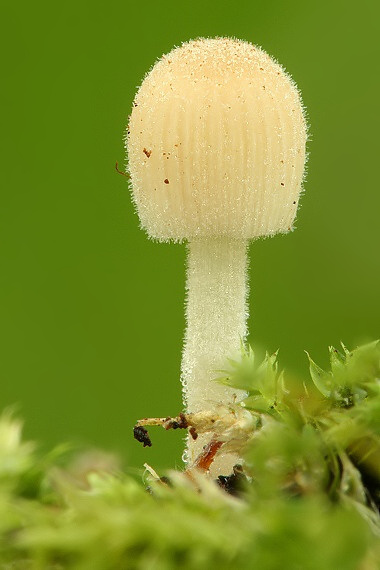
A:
194,440,224,471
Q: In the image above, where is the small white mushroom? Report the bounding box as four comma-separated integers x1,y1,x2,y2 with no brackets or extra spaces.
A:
126,37,307,474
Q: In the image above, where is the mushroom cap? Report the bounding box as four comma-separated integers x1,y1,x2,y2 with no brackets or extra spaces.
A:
127,37,307,242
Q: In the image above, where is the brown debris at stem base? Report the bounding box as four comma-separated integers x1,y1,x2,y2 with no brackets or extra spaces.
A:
193,439,224,471
189,426,198,440
165,412,188,430
134,404,255,473
133,425,152,447
134,414,224,472
216,464,247,496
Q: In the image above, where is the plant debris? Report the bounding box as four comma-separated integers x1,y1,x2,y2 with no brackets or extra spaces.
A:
133,425,152,447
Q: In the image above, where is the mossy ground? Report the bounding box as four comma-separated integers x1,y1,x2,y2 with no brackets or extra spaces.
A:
0,341,379,569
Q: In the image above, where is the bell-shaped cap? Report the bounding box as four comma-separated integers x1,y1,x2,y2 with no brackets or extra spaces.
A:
127,37,307,242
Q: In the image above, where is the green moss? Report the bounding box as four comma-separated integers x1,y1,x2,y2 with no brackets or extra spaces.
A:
0,342,379,568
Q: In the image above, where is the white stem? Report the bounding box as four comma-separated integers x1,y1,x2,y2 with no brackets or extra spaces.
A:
181,237,249,474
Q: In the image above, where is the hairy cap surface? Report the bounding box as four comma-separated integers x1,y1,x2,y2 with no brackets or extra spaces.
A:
127,37,307,241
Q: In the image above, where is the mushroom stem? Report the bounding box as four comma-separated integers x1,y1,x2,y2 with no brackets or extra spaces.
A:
181,237,249,472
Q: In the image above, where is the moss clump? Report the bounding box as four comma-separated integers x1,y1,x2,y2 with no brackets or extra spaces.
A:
0,341,379,569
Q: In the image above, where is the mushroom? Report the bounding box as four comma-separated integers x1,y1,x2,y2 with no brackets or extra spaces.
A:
126,37,307,474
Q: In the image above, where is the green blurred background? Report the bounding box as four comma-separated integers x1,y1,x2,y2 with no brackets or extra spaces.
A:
1,0,379,470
